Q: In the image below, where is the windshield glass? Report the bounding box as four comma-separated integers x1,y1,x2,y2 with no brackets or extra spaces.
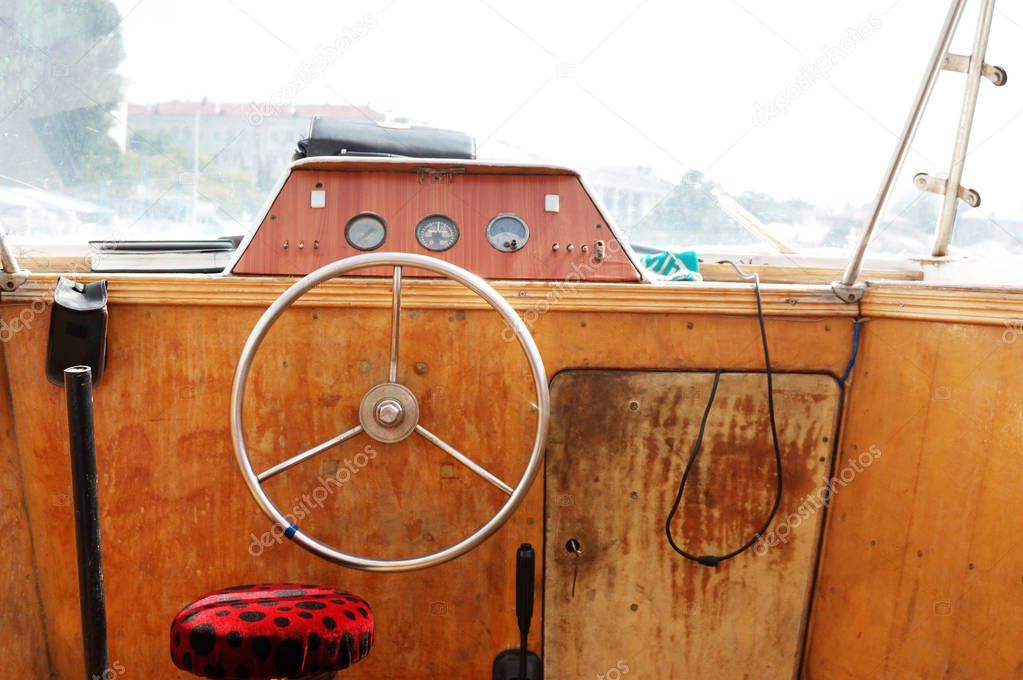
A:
3,1,1022,260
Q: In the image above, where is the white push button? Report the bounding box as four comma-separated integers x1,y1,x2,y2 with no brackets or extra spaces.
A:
310,190,326,208
544,194,560,213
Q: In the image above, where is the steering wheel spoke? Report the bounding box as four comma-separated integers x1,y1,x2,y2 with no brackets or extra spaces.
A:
389,265,402,383
415,424,513,495
257,424,364,482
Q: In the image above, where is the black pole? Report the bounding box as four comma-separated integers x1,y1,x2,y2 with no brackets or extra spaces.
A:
65,366,109,680
515,544,535,680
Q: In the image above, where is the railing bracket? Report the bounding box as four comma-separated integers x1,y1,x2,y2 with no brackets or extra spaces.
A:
913,172,981,208
942,53,1007,86
831,281,866,304
0,228,29,292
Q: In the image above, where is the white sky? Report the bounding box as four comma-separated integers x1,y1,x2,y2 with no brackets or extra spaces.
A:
112,0,1023,215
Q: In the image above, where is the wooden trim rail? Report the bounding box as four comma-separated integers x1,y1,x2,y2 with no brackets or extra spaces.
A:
8,275,1023,326
4,274,855,317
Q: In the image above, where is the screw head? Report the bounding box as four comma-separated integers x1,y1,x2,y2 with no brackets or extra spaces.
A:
375,399,403,427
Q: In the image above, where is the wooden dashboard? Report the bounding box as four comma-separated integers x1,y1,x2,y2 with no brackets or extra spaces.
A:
230,158,643,281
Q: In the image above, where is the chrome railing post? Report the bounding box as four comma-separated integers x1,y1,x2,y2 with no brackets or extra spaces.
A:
931,0,998,256
835,0,968,299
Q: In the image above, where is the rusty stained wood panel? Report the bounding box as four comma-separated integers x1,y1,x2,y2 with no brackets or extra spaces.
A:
545,371,840,680
0,345,50,678
4,304,540,680
0,295,853,680
804,319,1023,680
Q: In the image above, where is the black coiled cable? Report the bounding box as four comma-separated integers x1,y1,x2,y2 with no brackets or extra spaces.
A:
664,266,783,567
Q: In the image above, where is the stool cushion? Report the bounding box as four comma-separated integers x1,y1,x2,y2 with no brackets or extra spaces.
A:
170,583,373,679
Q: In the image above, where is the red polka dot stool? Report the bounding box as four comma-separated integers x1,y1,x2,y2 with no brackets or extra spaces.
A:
170,583,373,679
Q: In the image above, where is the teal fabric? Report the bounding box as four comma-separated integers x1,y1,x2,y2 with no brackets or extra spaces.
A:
641,250,701,281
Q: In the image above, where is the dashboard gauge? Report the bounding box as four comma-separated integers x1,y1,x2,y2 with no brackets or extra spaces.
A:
486,214,530,252
415,214,459,252
345,213,387,251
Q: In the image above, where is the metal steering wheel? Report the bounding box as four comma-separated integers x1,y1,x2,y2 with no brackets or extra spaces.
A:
231,252,550,572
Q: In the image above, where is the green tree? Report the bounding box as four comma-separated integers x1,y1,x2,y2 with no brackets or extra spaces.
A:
634,171,757,247
122,130,263,229
735,191,813,225
630,170,834,250
0,0,125,187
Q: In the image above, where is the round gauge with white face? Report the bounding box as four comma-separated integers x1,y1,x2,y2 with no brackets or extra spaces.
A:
486,214,530,252
415,214,459,252
345,213,387,251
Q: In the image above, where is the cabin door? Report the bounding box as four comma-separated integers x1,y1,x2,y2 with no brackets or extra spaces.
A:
544,371,842,679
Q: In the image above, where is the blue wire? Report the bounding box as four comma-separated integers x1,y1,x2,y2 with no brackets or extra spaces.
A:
839,320,862,385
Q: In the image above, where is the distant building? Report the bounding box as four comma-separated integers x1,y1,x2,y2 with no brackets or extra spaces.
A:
582,166,676,229
125,101,384,186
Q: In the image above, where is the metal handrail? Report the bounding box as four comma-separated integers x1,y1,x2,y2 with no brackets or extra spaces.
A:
932,0,998,256
835,0,969,300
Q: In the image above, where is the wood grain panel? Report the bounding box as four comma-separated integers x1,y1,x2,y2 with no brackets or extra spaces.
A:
545,371,840,679
232,170,641,281
6,271,1023,679
4,304,543,680
805,319,1023,679
0,343,50,679
19,256,924,286
6,274,859,318
861,282,1023,326
0,290,853,679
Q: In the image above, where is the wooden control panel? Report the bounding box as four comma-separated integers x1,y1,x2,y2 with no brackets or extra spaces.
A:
231,158,642,281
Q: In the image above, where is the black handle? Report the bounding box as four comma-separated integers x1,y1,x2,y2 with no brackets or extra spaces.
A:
65,366,109,680
516,544,535,680
516,543,535,634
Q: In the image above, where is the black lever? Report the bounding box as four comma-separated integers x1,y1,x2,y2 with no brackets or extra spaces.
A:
516,543,535,635
516,544,535,680
492,543,542,680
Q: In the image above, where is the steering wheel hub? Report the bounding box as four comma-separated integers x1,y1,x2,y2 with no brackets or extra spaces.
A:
359,382,419,443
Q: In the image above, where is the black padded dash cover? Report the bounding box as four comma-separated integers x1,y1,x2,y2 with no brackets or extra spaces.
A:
293,119,475,160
